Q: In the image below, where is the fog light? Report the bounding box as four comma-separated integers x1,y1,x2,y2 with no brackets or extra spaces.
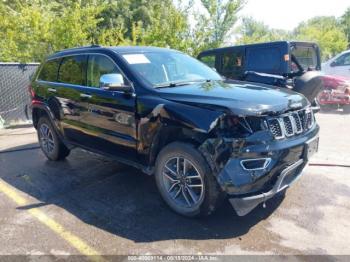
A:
240,158,271,171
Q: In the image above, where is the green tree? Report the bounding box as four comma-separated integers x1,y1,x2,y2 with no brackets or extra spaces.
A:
49,3,105,50
340,7,350,45
191,0,245,55
294,16,348,60
0,2,52,62
236,17,291,45
0,0,193,62
0,1,106,62
139,1,191,51
92,0,192,51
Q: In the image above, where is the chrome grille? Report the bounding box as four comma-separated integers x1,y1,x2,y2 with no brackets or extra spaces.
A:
267,108,314,139
305,110,313,129
282,116,293,136
292,113,302,134
267,118,283,139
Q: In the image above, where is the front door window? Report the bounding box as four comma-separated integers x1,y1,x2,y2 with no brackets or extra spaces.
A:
87,55,126,88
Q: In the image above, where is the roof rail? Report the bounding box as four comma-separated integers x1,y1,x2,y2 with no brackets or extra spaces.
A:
55,44,102,53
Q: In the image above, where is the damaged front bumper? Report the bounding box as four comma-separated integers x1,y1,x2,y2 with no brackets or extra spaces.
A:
200,124,319,216
229,159,304,216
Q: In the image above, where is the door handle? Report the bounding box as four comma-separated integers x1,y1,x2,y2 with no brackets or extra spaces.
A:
48,88,56,93
80,93,92,99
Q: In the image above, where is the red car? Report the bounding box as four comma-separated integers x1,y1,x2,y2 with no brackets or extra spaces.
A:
317,75,350,112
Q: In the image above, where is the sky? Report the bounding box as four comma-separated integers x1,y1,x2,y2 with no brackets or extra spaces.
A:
238,0,350,31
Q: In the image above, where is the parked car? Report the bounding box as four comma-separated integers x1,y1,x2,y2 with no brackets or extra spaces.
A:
317,74,350,112
197,41,323,104
29,45,319,217
322,50,350,78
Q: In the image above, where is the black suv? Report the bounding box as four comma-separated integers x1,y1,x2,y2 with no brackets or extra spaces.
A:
30,45,319,217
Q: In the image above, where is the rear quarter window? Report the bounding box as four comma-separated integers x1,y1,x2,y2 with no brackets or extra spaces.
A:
37,59,60,82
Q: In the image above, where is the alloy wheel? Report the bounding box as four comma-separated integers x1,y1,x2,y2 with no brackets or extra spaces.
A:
39,123,55,154
162,157,204,208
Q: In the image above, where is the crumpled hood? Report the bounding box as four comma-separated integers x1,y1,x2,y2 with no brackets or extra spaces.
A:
157,80,310,116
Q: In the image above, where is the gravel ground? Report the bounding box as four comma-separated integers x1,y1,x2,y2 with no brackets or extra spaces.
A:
0,112,349,259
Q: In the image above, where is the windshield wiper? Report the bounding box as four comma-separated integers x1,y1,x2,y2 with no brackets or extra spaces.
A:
154,79,212,88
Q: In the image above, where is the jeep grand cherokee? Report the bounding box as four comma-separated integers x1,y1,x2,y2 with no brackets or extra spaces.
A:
29,45,319,217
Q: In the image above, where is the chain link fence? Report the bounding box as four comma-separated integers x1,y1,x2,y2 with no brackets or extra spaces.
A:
0,63,40,128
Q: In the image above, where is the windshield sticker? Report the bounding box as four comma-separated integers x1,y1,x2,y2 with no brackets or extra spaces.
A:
123,54,151,64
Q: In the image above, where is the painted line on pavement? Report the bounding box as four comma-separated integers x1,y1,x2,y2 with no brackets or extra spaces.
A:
0,179,105,262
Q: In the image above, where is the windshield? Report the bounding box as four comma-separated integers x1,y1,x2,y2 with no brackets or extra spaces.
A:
121,51,222,87
290,45,318,72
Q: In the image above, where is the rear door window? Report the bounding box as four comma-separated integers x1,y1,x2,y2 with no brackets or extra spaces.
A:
246,46,281,73
38,59,60,82
58,55,87,86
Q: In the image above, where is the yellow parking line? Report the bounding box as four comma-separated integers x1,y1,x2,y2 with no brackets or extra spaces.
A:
0,180,105,262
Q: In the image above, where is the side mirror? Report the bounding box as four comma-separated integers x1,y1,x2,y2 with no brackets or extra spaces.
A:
100,74,132,92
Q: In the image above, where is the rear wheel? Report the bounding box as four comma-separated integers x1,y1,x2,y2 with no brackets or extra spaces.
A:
37,117,70,161
155,142,224,217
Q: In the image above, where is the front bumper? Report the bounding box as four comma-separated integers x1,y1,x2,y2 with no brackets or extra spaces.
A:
229,159,304,216
199,124,319,216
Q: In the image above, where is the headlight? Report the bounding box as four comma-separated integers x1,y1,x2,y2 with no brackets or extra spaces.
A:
215,115,264,137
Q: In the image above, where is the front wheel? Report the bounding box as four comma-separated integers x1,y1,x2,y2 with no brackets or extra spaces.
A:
155,142,224,217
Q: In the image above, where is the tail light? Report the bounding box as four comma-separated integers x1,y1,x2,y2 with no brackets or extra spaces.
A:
345,87,350,95
28,84,35,99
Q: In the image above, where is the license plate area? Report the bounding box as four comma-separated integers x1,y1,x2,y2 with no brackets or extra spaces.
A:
305,136,319,161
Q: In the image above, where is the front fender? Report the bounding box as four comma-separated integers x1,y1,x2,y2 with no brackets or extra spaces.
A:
138,95,224,133
136,95,224,165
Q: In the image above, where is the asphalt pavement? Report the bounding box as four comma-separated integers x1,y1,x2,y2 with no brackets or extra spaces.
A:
0,112,349,258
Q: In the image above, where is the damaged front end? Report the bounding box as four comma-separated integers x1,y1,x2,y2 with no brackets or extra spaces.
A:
198,108,319,216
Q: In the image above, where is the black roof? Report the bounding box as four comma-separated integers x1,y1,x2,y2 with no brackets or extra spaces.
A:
47,45,179,59
111,46,178,53
198,41,318,56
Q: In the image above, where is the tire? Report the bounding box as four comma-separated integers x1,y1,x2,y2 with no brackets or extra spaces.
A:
37,116,70,161
293,71,323,102
155,142,224,217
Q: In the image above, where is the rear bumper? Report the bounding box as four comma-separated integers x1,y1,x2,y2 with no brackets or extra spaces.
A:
318,91,350,105
229,159,304,216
